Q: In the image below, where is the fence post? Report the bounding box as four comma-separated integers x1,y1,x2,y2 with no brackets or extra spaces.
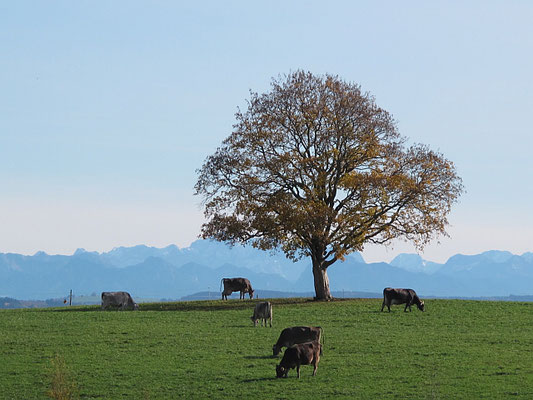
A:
69,289,72,306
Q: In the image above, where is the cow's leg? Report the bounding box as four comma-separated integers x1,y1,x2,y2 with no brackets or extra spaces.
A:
269,316,272,327
313,358,318,376
296,364,301,378
381,299,385,312
407,295,414,311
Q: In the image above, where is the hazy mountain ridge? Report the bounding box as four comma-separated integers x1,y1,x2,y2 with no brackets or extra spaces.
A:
1,241,532,300
98,241,308,281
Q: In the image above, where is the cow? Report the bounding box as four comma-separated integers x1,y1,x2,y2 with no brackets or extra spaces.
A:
101,291,139,311
272,326,323,356
276,341,321,378
250,301,272,327
381,287,425,312
220,277,254,300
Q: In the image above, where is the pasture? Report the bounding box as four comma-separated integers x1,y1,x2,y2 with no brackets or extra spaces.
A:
1,298,532,399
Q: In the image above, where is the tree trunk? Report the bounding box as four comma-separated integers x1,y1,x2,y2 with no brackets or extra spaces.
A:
312,260,332,300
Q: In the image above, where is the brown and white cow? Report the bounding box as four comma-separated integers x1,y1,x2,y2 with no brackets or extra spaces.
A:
381,287,425,312
101,291,139,311
250,301,272,327
272,326,322,356
220,277,254,300
276,341,321,378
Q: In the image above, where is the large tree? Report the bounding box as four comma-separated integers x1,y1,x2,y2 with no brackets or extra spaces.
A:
195,71,463,300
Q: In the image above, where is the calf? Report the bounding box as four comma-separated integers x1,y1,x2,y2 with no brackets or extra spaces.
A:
250,301,272,327
276,341,321,378
381,287,425,312
272,326,322,356
220,277,254,300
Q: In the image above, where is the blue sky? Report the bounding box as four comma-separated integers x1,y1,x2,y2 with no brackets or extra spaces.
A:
1,1,532,263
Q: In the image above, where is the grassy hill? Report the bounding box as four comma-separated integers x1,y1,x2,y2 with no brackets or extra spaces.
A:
1,298,532,399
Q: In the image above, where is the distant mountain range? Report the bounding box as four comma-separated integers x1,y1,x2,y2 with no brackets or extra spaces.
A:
1,240,532,300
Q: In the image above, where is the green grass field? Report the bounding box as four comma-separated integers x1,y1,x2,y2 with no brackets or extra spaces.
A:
1,298,532,399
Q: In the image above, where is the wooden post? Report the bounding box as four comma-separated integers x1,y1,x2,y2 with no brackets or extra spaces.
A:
69,289,72,306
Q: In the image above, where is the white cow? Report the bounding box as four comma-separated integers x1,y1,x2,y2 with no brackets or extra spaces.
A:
101,291,139,311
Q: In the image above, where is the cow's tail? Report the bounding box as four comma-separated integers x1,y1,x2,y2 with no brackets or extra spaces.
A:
318,326,324,355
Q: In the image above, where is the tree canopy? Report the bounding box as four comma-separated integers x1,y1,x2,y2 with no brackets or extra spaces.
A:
195,71,463,299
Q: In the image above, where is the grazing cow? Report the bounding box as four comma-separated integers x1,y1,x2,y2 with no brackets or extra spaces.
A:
101,291,139,311
220,277,254,300
381,287,425,312
272,326,322,356
276,341,321,378
250,301,272,327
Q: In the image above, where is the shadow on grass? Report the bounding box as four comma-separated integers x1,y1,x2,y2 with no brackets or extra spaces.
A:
243,355,276,360
42,306,99,312
218,325,250,330
242,377,277,383
37,297,371,313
